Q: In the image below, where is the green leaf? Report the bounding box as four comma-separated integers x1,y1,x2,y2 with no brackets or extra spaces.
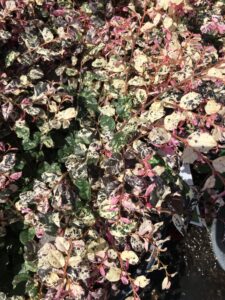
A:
15,120,30,140
24,261,38,273
23,132,41,150
79,90,99,112
13,273,30,288
15,121,41,150
28,68,44,80
19,227,35,245
26,280,39,299
41,135,54,148
5,51,20,67
114,96,133,120
99,115,115,132
37,162,61,176
110,132,128,152
75,179,91,201
149,155,164,168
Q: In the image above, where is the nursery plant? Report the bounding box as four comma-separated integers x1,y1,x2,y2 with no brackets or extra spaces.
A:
0,0,225,299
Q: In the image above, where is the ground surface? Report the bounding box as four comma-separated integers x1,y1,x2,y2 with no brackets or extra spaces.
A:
178,226,225,300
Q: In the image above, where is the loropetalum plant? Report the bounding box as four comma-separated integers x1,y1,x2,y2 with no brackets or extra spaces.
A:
0,0,225,299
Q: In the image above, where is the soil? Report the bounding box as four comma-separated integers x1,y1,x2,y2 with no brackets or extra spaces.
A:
175,225,225,300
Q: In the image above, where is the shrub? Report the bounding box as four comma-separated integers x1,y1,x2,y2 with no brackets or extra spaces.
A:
0,0,224,299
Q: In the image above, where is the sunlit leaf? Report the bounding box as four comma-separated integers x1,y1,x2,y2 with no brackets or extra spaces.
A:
105,267,121,282
187,132,217,153
47,249,65,269
180,92,202,110
41,28,54,42
121,250,139,265
134,275,150,288
162,276,171,290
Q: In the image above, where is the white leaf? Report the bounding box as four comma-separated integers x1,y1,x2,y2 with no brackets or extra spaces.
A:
130,234,144,252
47,249,65,269
6,1,16,11
134,275,150,288
69,256,82,267
133,50,148,73
139,219,154,236
201,175,216,191
1,102,13,120
92,58,107,68
157,0,169,10
148,102,165,123
162,276,171,290
163,16,173,29
212,127,225,143
136,89,147,103
105,267,121,282
153,13,161,25
182,146,198,164
212,156,225,173
140,22,154,33
112,79,126,91
44,272,59,287
56,107,77,120
171,0,183,4
106,57,125,73
52,212,60,227
153,165,165,176
121,250,139,265
41,28,54,42
35,0,44,4
205,99,221,115
55,237,70,253
99,105,115,116
164,111,185,131
68,283,85,298
148,127,171,145
167,33,181,60
180,92,202,110
128,76,146,86
187,132,217,153
207,66,225,80
107,249,118,260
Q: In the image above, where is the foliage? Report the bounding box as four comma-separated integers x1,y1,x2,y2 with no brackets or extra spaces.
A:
0,0,225,299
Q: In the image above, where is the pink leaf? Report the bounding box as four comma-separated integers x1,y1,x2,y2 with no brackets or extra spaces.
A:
120,217,131,224
36,227,45,238
144,239,149,251
99,266,106,276
21,208,31,213
122,199,136,211
146,203,152,209
21,98,31,106
145,183,156,197
106,230,114,244
0,142,5,152
9,172,22,181
121,276,129,285
110,195,120,205
217,23,225,34
53,9,65,17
